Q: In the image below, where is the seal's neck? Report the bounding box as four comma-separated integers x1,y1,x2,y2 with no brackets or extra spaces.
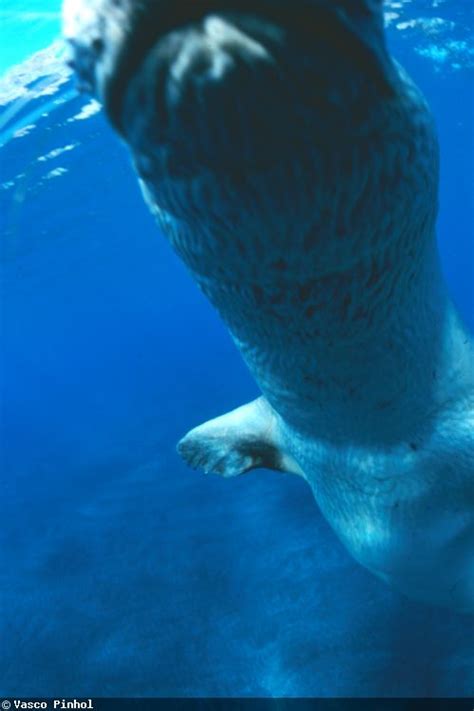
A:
160,195,463,445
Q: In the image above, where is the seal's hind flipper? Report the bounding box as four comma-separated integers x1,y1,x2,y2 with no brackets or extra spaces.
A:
177,397,302,478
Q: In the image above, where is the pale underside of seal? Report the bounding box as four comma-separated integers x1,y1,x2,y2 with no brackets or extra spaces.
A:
63,0,474,612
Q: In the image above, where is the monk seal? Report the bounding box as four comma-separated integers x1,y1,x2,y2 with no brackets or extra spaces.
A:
63,0,474,611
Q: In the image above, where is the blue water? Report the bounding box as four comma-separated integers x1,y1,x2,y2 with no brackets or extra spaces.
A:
1,2,473,698
0,1,61,75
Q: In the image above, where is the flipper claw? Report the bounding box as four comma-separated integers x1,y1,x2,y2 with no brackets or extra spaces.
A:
177,397,302,478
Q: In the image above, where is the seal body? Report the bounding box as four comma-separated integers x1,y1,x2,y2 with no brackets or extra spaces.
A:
63,0,474,611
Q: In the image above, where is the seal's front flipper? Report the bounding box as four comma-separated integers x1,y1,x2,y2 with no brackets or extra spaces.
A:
177,397,303,478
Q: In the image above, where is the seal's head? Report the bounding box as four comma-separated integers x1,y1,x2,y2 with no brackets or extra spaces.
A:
63,0,395,175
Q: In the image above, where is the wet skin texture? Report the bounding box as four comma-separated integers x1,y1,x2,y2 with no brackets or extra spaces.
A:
63,0,473,611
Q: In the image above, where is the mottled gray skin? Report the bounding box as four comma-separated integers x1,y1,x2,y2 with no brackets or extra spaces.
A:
63,0,473,611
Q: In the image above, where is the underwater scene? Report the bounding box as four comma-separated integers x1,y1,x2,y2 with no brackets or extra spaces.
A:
1,0,473,699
